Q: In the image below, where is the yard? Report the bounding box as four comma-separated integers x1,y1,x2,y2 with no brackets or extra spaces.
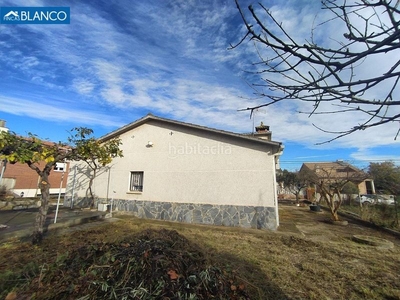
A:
341,202,400,230
1,205,399,299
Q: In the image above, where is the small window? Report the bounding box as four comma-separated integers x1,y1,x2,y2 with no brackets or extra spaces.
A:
54,162,66,172
130,171,144,192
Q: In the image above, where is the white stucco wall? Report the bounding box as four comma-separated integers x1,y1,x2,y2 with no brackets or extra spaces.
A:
68,120,279,208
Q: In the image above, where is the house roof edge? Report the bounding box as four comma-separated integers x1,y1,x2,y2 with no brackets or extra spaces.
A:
99,114,283,149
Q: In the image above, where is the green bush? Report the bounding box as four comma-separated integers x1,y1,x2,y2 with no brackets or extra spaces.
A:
341,203,399,229
0,185,6,199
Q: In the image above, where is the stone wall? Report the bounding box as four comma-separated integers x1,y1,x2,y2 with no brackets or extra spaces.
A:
96,198,277,230
0,199,41,210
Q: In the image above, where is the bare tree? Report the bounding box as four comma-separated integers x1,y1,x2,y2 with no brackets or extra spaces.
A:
232,0,400,143
300,162,368,221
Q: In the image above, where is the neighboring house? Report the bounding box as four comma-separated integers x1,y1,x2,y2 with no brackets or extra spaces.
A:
0,120,69,198
300,161,375,197
67,114,284,230
1,161,69,197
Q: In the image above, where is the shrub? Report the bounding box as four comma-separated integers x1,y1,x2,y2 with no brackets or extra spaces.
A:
0,185,6,199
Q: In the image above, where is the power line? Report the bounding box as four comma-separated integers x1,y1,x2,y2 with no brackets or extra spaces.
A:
280,159,400,163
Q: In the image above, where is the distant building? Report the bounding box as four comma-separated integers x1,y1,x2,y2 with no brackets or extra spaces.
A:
0,120,8,132
300,161,375,195
1,161,69,198
0,120,69,198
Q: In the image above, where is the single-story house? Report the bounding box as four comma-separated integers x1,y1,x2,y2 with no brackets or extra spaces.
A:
66,114,284,230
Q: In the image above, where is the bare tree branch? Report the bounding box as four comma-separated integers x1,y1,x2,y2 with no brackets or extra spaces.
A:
232,0,400,142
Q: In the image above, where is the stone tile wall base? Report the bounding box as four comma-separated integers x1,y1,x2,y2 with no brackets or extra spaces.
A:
95,198,277,230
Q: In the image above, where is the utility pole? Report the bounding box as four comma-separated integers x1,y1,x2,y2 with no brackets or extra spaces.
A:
0,159,6,185
54,160,67,224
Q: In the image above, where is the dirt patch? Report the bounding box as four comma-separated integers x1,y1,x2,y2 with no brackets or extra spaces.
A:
280,235,321,249
353,235,395,249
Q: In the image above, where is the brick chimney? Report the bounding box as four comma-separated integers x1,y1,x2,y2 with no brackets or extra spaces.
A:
254,122,271,140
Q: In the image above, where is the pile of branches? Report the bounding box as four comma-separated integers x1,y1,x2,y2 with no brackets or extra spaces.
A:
25,229,250,299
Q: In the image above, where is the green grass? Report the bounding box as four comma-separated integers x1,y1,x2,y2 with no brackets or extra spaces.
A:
1,215,400,299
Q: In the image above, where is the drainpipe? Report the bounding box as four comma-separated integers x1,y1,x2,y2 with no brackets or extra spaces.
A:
70,165,77,209
54,160,66,224
106,166,111,201
272,168,279,228
273,144,284,228
0,159,6,185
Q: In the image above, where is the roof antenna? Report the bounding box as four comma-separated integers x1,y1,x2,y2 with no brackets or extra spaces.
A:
251,108,266,135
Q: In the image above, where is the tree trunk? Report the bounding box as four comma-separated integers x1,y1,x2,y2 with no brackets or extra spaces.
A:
326,196,340,221
326,195,342,221
88,168,97,208
326,199,339,221
321,187,340,221
86,175,94,208
32,172,51,245
331,210,340,221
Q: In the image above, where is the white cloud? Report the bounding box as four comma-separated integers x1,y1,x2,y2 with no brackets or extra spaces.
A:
0,96,123,128
0,0,398,162
350,148,400,167
73,79,95,95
